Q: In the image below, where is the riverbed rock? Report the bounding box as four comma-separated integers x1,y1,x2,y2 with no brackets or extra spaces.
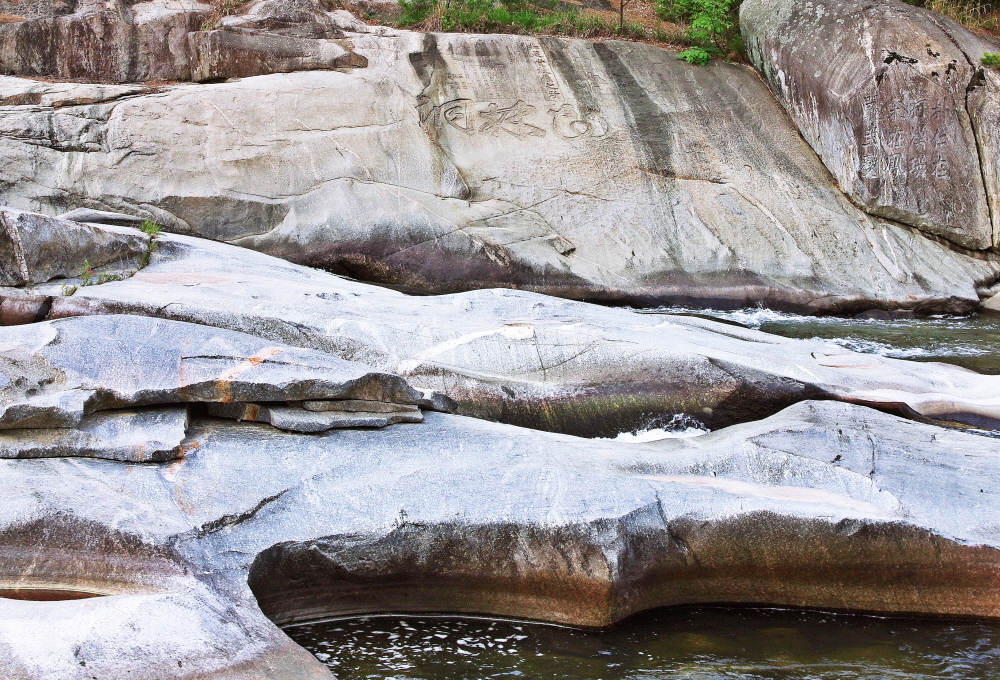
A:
0,207,149,286
741,0,999,250
38,229,1000,436
1,400,999,678
0,405,188,461
0,314,429,429
2,34,998,311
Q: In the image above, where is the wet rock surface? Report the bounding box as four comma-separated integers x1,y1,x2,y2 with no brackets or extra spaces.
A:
742,0,999,250
1,400,1000,678
0,0,998,675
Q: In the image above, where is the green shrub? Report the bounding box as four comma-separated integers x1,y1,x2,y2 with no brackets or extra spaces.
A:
677,46,712,64
397,0,435,26
656,0,743,63
984,52,1000,67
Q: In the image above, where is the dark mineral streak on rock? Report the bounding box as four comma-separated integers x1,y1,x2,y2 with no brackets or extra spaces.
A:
249,511,1000,628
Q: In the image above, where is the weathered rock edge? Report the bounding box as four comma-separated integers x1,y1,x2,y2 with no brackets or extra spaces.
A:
3,32,999,311
742,0,1000,251
29,227,1000,437
0,0,368,83
4,400,1000,679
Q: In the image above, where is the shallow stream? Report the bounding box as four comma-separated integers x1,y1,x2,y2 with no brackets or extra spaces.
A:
287,309,1000,678
655,307,1000,375
286,607,1000,679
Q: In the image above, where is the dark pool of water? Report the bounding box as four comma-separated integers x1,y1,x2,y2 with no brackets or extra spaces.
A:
286,607,1000,679
650,308,1000,375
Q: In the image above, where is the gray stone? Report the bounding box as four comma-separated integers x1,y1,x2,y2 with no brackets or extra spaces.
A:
0,0,368,83
40,230,1000,436
1,401,999,680
206,401,423,431
0,313,426,429
0,76,147,107
741,0,999,250
0,207,149,287
58,207,147,227
188,29,366,82
2,35,998,311
219,0,346,38
0,405,188,461
301,399,421,413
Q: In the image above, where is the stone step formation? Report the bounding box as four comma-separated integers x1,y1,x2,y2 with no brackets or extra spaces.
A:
0,0,999,677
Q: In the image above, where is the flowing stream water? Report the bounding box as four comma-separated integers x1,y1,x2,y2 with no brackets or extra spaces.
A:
286,607,1000,679
286,309,1000,678
653,308,1000,375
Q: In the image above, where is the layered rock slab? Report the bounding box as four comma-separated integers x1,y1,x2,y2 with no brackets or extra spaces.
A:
741,0,1000,250
2,34,999,311
0,313,429,430
38,229,1000,436
0,405,188,461
2,401,999,680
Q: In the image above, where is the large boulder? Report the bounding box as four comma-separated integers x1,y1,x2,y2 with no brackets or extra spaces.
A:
0,0,366,82
1,400,999,678
0,207,149,286
741,0,1000,251
1,35,999,312
25,224,1000,436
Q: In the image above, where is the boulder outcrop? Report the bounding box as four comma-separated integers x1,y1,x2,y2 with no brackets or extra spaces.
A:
2,400,1000,678
741,0,1000,251
0,0,367,83
13,220,996,436
0,207,148,286
1,33,998,311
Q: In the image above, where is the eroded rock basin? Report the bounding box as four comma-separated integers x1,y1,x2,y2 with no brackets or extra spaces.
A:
288,608,1000,679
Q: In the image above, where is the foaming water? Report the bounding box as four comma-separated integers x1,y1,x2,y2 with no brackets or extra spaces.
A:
286,607,1000,679
645,307,1000,374
599,413,709,442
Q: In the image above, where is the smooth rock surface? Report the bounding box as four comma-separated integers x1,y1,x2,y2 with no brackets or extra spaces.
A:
1,400,999,679
0,405,188,461
0,207,148,286
2,35,998,311
40,230,1000,436
742,0,999,250
0,313,427,429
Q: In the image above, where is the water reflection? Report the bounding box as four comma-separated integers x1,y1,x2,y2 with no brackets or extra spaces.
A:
286,607,1000,679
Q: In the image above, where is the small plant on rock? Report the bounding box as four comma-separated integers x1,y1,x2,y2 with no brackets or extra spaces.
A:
983,52,1000,67
140,219,161,237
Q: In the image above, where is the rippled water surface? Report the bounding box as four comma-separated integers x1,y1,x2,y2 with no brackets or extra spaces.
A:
650,308,1000,375
287,607,1000,679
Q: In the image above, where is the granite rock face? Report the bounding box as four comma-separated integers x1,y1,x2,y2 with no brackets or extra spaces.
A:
0,0,366,83
2,34,999,311
0,406,188,461
30,228,1000,436
0,313,427,426
2,401,1000,678
742,0,999,250
0,207,148,286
